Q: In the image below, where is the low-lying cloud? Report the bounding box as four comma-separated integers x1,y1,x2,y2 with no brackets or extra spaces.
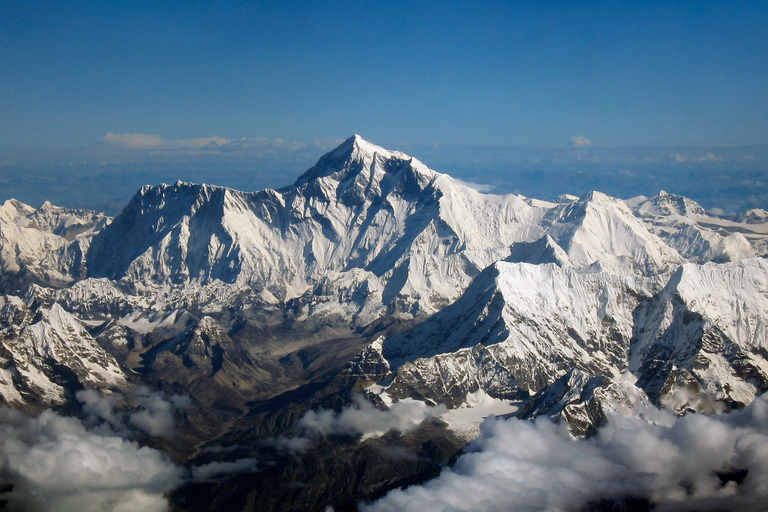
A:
77,387,190,437
297,395,446,440
270,395,447,451
673,151,722,163
362,395,768,512
0,406,181,512
102,133,236,150
129,389,191,437
191,458,259,481
0,391,261,510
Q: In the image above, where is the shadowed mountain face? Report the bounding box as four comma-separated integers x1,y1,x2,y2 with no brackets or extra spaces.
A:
1,136,768,511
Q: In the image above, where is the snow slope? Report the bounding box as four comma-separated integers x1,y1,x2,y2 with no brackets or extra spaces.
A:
359,261,646,406
630,258,768,407
0,199,109,291
355,257,768,431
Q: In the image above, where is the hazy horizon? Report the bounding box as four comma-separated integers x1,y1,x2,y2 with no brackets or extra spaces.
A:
2,136,767,216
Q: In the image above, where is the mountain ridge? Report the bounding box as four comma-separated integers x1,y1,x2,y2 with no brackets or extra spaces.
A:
2,135,768,511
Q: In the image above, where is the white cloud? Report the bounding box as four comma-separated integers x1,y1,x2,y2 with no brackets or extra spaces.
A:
297,395,446,440
128,388,191,437
76,388,190,437
0,406,181,512
77,389,122,428
673,152,722,163
191,458,259,481
100,133,341,155
266,435,313,453
269,395,447,451
102,133,231,150
571,135,593,147
362,395,768,512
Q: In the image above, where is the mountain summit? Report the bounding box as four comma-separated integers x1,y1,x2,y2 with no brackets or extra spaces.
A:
293,134,435,188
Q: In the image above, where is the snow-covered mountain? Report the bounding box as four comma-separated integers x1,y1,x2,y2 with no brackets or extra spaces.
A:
0,295,125,411
0,199,109,292
2,135,768,511
3,136,768,412
540,190,685,275
2,136,768,409
629,191,755,263
358,256,768,433
85,135,547,320
631,258,768,407
361,260,645,405
81,135,715,327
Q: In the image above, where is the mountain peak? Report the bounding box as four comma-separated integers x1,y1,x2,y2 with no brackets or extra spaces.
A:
638,191,708,217
292,135,435,190
325,134,391,162
347,133,379,152
578,190,615,205
338,134,398,163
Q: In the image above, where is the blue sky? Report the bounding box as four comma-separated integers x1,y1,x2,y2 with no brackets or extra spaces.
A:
1,1,767,213
2,0,767,148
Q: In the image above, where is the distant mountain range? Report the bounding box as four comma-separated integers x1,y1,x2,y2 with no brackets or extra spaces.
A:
1,135,767,511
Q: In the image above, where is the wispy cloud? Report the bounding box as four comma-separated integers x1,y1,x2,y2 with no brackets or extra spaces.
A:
452,178,496,194
673,152,722,163
571,135,593,148
100,133,343,154
77,387,190,437
191,458,259,481
128,388,191,437
102,133,232,150
363,395,768,512
297,395,446,440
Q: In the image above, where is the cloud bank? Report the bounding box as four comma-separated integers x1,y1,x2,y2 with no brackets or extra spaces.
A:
0,391,255,510
362,395,768,512
0,406,181,512
103,133,239,150
673,151,722,163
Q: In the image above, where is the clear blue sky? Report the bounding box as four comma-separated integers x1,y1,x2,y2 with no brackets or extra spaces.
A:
2,0,767,149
